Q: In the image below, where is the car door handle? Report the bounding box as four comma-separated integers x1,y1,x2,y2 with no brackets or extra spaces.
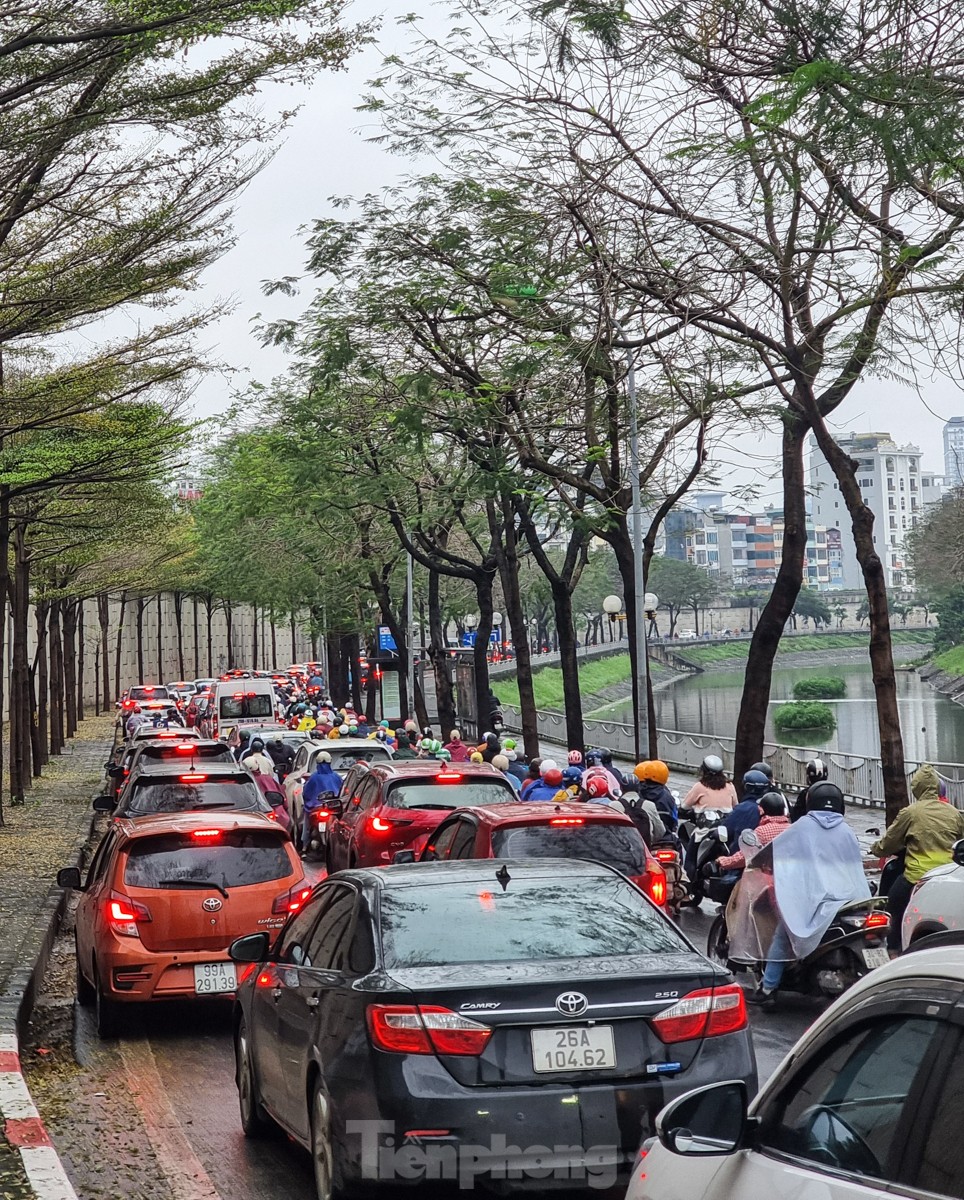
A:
307,996,320,1009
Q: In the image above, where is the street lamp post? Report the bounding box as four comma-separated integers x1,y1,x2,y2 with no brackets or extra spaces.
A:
613,322,649,761
602,594,622,647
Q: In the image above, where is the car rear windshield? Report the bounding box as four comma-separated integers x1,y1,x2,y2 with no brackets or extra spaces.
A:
380,874,685,967
139,745,234,764
130,686,169,701
330,748,390,769
124,830,292,889
490,824,646,876
385,779,514,811
123,779,267,816
219,694,274,720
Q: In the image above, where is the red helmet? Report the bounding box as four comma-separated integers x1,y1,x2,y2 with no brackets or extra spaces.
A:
586,776,609,799
543,768,564,787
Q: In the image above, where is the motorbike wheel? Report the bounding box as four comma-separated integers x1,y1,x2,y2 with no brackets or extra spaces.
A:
706,914,730,967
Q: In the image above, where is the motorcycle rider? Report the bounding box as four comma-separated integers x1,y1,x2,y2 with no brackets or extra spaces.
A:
871,763,964,954
524,764,566,804
722,770,772,846
749,781,869,1009
705,791,790,877
443,730,470,762
491,753,522,795
301,752,343,856
265,733,295,780
241,737,276,779
631,761,678,832
680,755,738,812
477,731,501,763
583,749,623,798
789,757,829,822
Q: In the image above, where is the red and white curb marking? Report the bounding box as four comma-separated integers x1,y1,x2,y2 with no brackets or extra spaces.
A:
0,1033,77,1200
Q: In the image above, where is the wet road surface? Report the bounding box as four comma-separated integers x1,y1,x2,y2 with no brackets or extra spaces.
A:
22,896,825,1200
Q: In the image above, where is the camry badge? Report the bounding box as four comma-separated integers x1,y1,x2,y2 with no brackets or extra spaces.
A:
202,897,222,912
556,991,589,1017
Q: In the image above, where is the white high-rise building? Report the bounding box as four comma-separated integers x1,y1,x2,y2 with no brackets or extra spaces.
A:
944,417,964,488
809,433,941,591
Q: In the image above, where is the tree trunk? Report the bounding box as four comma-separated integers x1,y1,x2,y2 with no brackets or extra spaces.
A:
76,599,85,722
94,643,100,716
49,600,65,759
33,600,49,769
192,595,200,679
734,416,809,780
28,655,42,778
156,592,164,681
114,591,127,701
342,634,363,713
489,497,539,759
63,600,78,738
0,487,10,814
205,597,214,677
290,613,298,664
135,596,146,681
427,568,457,735
174,592,186,679
10,522,32,804
550,576,584,752
472,575,495,741
325,633,346,705
271,614,277,672
809,414,909,820
225,601,234,668
252,603,259,671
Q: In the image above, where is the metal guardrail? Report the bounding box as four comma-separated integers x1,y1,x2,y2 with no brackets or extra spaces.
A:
500,703,964,811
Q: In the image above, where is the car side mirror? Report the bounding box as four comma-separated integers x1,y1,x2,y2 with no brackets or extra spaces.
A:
953,839,964,868
327,797,344,817
57,867,82,890
264,791,285,806
393,850,416,865
656,1080,750,1157
107,764,124,778
92,794,115,812
228,932,270,964
422,847,438,862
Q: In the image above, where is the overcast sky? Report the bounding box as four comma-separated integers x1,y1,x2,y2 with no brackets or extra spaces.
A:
185,0,964,500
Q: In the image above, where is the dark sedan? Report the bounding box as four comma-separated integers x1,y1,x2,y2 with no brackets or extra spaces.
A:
229,859,756,1199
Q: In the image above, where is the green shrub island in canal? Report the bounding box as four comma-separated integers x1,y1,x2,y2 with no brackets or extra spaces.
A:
774,701,837,732
792,676,847,700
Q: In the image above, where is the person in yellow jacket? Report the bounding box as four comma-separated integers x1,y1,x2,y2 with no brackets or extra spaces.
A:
872,763,964,954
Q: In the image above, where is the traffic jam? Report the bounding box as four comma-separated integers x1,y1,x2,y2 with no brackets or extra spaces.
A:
44,663,964,1200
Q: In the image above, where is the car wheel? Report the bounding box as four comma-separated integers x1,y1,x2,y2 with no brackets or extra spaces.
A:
237,1019,272,1138
706,915,730,967
94,966,120,1038
311,1080,337,1200
75,943,94,1008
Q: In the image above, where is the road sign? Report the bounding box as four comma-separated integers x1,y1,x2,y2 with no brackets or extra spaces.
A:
377,625,397,653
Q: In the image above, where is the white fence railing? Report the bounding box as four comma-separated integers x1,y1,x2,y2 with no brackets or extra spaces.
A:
500,704,964,811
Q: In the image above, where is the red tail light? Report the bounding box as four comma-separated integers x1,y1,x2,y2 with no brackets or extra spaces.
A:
180,773,207,783
369,816,392,833
633,861,667,906
143,687,155,693
272,884,312,915
864,912,889,929
367,1005,492,1056
654,849,677,864
651,985,747,1044
176,744,195,754
436,771,462,782
237,964,258,986
549,817,585,826
107,890,152,938
190,829,222,840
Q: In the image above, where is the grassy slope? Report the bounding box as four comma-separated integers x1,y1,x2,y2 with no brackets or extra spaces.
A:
676,629,932,666
933,644,964,674
491,654,633,709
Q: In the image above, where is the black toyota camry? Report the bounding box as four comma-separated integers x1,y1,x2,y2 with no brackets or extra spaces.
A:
229,859,756,1198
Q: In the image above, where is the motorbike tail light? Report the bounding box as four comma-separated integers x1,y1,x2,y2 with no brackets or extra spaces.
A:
864,912,889,929
654,849,677,863
651,985,747,1044
107,890,152,938
272,884,312,915
367,1005,492,1056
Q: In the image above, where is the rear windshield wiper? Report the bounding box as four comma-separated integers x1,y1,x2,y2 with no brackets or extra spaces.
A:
158,879,229,899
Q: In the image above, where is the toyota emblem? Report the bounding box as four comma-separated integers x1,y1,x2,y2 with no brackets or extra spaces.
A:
202,897,222,913
555,991,589,1017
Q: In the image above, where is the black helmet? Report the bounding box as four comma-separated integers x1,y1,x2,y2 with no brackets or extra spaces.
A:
806,757,828,784
238,730,250,744
249,737,265,752
584,748,604,767
759,791,787,817
750,761,774,781
806,781,845,814
599,748,614,767
742,769,770,798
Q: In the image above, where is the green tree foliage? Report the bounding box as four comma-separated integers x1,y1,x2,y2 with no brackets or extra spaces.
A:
793,676,847,700
773,701,836,732
647,556,719,635
792,589,833,629
932,586,964,652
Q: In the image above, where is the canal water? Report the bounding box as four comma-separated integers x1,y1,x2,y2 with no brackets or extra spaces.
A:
590,662,964,764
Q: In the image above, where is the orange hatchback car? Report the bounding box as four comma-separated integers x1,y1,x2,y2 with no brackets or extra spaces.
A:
58,812,310,1036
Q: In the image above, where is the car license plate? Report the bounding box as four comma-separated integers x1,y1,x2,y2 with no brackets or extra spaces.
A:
863,947,890,970
531,1025,615,1073
193,962,237,994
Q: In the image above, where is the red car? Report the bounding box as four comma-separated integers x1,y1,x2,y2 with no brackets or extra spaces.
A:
325,760,518,871
412,802,668,909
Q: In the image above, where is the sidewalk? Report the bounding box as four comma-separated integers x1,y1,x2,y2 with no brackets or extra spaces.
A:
0,714,115,1199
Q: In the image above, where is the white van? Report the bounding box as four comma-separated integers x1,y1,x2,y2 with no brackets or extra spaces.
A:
212,679,278,738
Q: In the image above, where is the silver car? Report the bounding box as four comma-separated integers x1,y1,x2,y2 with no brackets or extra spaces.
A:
283,737,394,827
901,839,964,948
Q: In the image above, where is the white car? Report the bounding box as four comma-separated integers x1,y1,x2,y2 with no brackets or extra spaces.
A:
627,945,964,1200
901,839,964,948
283,737,394,827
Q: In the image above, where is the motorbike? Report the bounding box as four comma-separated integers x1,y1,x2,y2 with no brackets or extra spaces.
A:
301,790,339,860
651,833,686,917
678,808,727,905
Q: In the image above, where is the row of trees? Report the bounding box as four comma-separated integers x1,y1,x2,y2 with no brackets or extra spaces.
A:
0,0,364,811
212,0,964,819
